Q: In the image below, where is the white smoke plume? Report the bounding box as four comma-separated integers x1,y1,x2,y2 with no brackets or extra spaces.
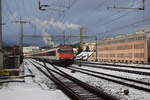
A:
10,12,18,21
29,17,81,31
43,32,55,47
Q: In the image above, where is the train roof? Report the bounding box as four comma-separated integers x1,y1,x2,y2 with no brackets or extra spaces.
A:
59,46,73,49
24,46,73,56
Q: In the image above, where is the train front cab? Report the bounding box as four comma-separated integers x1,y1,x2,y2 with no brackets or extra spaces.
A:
58,46,75,66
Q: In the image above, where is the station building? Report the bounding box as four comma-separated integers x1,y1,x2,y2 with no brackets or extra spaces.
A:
92,30,150,63
82,43,96,51
23,46,40,54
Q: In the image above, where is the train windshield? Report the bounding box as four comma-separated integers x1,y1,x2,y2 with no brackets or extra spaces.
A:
60,49,73,54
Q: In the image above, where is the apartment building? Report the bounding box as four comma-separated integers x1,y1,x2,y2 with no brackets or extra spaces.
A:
94,30,150,63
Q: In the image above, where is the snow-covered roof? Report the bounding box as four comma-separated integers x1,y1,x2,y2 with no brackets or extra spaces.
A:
76,52,93,60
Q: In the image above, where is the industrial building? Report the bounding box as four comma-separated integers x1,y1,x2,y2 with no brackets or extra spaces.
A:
82,43,96,51
91,29,150,63
23,46,40,54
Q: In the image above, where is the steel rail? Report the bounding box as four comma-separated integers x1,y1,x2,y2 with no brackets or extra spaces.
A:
32,59,119,100
77,61,150,70
80,63,150,76
66,66,150,93
70,66,150,86
29,60,85,100
0,75,35,79
0,80,25,83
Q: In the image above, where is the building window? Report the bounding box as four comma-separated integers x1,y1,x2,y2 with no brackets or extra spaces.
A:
134,53,144,58
117,45,132,50
134,44,144,49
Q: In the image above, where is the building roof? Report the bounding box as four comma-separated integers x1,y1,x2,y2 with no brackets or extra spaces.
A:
98,29,150,45
76,52,93,60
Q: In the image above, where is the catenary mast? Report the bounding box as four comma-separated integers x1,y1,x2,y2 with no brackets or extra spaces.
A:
0,0,3,69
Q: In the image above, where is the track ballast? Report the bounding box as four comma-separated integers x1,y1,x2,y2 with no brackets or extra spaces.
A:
29,59,118,100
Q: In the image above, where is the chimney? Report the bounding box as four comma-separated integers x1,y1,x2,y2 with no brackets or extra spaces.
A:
80,27,85,47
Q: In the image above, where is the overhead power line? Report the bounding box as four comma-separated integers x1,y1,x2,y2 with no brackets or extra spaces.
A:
100,17,150,36
5,0,13,17
108,0,145,10
22,0,28,19
12,19,30,56
98,1,145,32
14,0,21,18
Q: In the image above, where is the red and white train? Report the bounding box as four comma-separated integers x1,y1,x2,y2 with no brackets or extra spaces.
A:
25,46,76,66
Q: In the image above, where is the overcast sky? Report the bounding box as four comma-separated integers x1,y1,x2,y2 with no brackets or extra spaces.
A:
2,0,150,45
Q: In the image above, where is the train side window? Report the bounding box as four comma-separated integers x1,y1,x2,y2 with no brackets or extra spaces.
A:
47,51,56,56
58,49,61,53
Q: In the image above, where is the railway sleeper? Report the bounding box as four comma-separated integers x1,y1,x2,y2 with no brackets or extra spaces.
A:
80,95,99,98
32,59,119,100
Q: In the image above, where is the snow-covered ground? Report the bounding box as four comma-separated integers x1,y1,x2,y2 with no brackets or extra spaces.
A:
88,61,150,68
0,83,69,100
1,59,150,100
83,63,150,72
0,59,70,100
45,63,150,100
72,64,150,83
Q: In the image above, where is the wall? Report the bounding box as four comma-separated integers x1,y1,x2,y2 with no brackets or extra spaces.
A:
0,49,3,69
97,40,147,63
147,40,150,63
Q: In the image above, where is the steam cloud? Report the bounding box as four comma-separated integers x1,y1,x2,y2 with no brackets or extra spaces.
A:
43,32,55,47
29,17,81,31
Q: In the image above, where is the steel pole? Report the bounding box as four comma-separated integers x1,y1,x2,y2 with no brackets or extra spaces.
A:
0,0,3,69
0,0,1,48
95,36,98,62
20,22,23,55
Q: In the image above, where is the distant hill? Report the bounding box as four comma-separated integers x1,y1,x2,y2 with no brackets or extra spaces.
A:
2,41,10,48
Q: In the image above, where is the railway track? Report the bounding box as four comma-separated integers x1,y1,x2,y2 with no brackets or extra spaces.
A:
75,62,150,76
65,65,150,93
33,59,150,93
28,59,118,100
76,61,150,70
